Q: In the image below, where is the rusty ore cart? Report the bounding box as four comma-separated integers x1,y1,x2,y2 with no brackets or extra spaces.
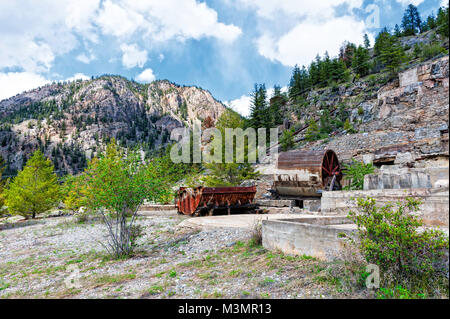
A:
175,186,258,216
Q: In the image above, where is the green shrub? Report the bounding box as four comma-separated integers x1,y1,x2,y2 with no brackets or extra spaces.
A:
343,119,357,134
420,43,448,61
4,150,60,219
348,197,449,298
342,159,374,190
377,285,425,299
279,128,295,151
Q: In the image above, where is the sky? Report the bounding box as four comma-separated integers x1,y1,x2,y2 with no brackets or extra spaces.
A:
0,0,447,116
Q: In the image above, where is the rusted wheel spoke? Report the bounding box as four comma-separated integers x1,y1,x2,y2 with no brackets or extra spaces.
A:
322,166,332,175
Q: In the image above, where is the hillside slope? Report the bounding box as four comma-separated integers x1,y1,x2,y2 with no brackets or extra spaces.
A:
0,76,226,175
281,54,449,167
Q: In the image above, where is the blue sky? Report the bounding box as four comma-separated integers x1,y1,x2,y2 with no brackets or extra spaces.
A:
0,0,447,116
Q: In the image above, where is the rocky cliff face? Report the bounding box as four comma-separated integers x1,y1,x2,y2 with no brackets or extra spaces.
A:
0,76,226,175
286,55,449,168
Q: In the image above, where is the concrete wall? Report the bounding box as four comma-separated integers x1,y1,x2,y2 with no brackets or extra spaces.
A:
262,217,355,261
364,166,448,190
321,188,449,226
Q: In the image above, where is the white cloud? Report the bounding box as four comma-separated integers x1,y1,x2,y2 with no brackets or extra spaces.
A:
257,16,368,67
97,0,145,37
158,54,165,62
441,0,449,7
236,0,363,20
109,0,242,43
76,52,96,64
0,0,240,77
0,72,50,101
395,0,424,6
225,95,252,117
120,44,148,68
0,1,85,73
136,69,156,83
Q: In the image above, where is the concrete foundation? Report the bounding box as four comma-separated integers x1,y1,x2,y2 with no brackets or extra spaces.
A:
321,188,449,226
364,166,448,190
303,199,321,212
262,216,356,260
255,199,294,207
178,213,312,230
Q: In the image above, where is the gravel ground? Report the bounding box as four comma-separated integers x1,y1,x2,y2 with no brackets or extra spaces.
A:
0,211,371,299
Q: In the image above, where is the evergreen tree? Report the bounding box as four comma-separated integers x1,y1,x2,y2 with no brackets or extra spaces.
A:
204,109,259,186
289,65,310,102
352,45,371,77
4,150,61,219
363,33,371,49
249,84,268,129
339,41,356,68
379,33,406,75
304,119,320,141
269,85,286,126
279,128,295,151
374,27,391,56
394,24,402,37
436,6,449,37
426,12,437,30
401,4,422,35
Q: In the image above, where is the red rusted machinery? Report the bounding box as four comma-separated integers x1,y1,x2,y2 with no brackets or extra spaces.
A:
273,149,342,198
175,186,258,216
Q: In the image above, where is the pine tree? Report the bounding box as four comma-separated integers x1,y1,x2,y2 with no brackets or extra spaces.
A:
339,41,356,68
379,34,406,75
374,28,391,56
436,6,449,37
363,33,370,49
249,84,268,129
269,85,286,126
289,65,310,102
401,4,422,36
426,12,437,30
204,109,259,186
305,119,320,141
4,150,61,219
394,24,402,37
352,45,371,77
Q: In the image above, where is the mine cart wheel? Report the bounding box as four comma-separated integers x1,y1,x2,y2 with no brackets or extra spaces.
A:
322,150,342,190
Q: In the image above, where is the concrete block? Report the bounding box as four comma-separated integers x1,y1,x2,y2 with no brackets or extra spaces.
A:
321,188,449,226
303,199,321,212
262,217,356,261
255,199,295,207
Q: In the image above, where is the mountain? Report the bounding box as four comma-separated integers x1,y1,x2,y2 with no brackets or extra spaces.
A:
0,76,226,175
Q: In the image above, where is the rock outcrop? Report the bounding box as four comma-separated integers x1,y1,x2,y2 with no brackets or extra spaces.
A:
289,55,449,167
0,76,226,174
